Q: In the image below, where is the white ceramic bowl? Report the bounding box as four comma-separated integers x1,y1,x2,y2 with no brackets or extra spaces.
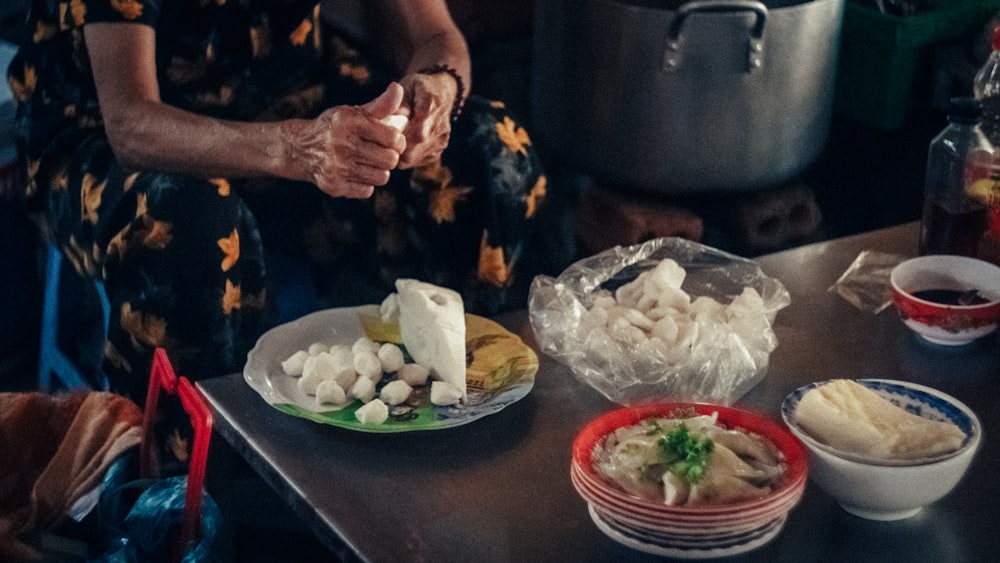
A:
781,379,981,521
889,255,1000,346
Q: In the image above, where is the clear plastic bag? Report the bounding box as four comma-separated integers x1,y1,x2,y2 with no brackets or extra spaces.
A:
528,237,791,405
828,250,908,314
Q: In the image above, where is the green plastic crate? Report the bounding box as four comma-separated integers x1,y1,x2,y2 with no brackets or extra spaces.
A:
835,0,1000,130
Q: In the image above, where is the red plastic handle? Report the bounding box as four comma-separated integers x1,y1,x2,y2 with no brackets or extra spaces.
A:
140,347,214,561
176,375,213,554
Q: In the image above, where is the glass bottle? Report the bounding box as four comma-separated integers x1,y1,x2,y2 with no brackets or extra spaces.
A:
972,26,1000,264
974,24,1000,145
918,97,992,257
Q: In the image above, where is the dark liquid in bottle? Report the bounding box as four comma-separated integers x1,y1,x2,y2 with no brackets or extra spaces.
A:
919,202,988,256
978,96,1000,145
911,289,988,305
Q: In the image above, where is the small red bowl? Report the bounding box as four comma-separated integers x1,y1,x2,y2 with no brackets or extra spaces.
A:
571,402,808,515
889,255,1000,346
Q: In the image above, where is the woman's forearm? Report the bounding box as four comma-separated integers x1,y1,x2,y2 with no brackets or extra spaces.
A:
103,99,299,180
85,22,300,180
85,21,405,198
369,0,471,93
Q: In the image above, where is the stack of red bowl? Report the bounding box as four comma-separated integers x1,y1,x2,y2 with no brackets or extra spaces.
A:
571,403,808,558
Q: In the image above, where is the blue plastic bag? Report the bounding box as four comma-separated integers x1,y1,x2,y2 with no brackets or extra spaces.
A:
92,454,221,563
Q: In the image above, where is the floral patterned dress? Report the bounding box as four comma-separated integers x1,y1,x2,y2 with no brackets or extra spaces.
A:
7,0,546,406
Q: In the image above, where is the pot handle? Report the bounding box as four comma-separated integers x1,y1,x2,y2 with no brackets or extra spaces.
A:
662,0,768,74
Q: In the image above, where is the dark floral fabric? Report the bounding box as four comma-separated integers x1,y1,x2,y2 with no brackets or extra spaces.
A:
7,0,547,408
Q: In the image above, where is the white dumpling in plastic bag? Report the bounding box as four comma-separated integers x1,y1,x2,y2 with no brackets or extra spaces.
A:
608,315,646,343
725,289,772,351
656,286,691,312
726,287,765,319
614,278,644,308
589,291,617,311
643,258,686,296
690,296,726,326
652,315,680,344
674,318,699,349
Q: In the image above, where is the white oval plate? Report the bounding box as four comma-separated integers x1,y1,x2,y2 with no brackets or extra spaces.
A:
244,305,538,433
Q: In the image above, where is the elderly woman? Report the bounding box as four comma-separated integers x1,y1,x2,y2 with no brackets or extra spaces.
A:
8,1,546,406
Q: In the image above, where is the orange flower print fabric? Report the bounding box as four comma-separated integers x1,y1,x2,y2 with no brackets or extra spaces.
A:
8,0,546,405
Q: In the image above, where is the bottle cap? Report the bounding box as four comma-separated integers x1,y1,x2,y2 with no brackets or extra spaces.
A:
947,97,983,124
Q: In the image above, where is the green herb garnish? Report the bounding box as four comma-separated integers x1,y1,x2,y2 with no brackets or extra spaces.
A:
651,422,714,484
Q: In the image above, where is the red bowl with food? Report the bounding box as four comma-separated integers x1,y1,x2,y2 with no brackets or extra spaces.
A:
571,402,807,517
890,255,1000,346
570,463,803,533
570,457,806,522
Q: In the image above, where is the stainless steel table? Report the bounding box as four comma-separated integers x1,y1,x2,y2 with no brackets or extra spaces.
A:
199,222,1000,562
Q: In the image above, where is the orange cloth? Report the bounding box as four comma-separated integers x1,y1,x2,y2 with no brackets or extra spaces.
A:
0,391,143,561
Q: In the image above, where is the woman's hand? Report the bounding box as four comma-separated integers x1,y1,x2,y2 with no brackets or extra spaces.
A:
285,83,407,199
366,0,471,169
395,72,457,169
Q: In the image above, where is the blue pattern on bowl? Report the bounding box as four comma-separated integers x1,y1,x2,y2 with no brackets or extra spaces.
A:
780,379,977,466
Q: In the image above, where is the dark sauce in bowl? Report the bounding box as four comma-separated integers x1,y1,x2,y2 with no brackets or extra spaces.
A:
911,289,988,306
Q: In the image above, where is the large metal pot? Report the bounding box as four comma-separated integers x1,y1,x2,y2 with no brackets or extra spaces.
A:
531,0,845,194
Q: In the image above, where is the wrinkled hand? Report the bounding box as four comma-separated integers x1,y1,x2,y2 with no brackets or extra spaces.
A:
291,83,407,199
395,72,457,169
